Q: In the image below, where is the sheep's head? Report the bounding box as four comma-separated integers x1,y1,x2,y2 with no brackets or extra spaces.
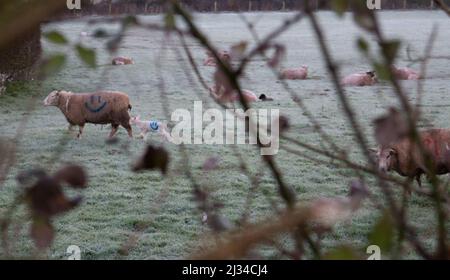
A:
130,116,140,125
43,90,62,106
369,146,398,173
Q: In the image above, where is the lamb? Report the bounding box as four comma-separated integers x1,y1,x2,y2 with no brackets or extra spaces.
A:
112,56,134,65
370,128,450,186
130,116,172,142
208,85,258,103
280,65,308,80
43,90,133,138
341,71,377,86
391,65,420,80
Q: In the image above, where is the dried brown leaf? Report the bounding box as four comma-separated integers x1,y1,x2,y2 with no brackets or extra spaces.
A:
267,44,286,68
373,107,409,147
132,145,170,175
25,175,82,217
30,217,54,249
53,164,87,188
202,157,220,171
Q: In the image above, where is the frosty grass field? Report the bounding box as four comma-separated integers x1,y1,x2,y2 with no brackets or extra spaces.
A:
0,11,449,259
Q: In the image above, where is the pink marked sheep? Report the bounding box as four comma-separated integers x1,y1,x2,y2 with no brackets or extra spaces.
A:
130,116,172,142
208,85,258,103
112,56,134,65
391,65,420,80
370,129,450,187
341,71,377,86
43,90,133,138
280,66,308,80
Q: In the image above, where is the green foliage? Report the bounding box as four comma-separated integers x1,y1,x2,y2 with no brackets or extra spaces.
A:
356,37,369,53
323,245,362,260
39,54,66,78
75,44,96,68
331,0,349,17
373,62,392,80
380,40,401,64
43,31,68,45
164,10,176,29
368,211,395,253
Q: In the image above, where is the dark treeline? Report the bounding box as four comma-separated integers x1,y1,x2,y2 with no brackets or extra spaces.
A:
65,0,450,16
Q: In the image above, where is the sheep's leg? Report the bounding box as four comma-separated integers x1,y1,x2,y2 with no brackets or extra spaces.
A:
109,124,119,138
121,122,133,138
68,124,76,137
77,125,84,139
415,174,422,188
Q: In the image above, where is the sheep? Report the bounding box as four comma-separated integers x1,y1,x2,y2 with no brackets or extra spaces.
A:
43,90,133,138
370,128,450,187
280,65,308,80
130,116,172,142
208,85,258,103
391,65,420,80
112,56,134,65
341,71,377,86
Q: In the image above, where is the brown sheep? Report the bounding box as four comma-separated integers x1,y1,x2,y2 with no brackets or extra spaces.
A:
43,90,133,138
370,129,450,186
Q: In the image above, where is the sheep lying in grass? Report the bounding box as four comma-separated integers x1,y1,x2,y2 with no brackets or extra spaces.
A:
280,65,308,80
112,56,134,65
130,116,172,142
208,85,258,103
43,90,133,138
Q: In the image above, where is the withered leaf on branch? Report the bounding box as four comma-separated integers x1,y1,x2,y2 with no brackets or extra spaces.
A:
267,44,286,68
53,164,87,189
25,174,82,218
30,217,54,249
230,41,247,61
309,180,368,231
206,213,232,233
213,63,235,101
202,156,220,172
373,107,409,147
132,145,170,175
18,165,89,250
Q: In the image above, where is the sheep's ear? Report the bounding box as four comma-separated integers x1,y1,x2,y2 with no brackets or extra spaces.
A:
368,148,378,154
389,148,397,156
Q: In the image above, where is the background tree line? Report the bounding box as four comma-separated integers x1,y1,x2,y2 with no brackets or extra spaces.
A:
78,0,448,15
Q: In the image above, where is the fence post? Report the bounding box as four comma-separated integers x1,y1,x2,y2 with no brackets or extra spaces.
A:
431,0,434,9
249,0,252,12
403,0,407,9
282,0,285,11
214,0,217,13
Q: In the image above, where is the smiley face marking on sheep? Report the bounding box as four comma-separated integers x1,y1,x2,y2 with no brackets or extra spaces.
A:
149,121,160,132
84,95,107,113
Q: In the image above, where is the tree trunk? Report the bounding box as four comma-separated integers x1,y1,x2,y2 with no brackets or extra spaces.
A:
0,25,41,93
